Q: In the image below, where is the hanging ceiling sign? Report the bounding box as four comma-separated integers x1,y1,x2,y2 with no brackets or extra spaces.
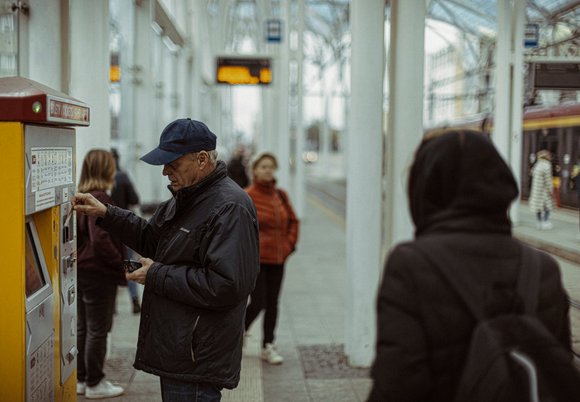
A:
216,57,272,85
533,62,580,90
265,19,282,43
524,23,539,48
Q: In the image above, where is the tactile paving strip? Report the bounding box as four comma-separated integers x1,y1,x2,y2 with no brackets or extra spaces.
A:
104,347,136,384
297,344,369,379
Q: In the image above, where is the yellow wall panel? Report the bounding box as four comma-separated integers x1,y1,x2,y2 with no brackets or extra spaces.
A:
0,122,26,401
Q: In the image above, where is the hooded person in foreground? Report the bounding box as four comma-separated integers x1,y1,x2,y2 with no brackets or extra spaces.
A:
367,129,572,402
72,119,260,402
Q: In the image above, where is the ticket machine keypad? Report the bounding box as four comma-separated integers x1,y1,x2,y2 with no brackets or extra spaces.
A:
28,335,54,402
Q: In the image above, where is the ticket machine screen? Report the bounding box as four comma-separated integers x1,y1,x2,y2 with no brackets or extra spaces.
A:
23,219,54,402
25,227,46,298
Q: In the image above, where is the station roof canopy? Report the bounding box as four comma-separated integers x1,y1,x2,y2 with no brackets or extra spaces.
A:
426,0,580,40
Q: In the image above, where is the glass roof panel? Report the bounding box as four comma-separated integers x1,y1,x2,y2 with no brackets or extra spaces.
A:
428,0,496,36
427,0,580,41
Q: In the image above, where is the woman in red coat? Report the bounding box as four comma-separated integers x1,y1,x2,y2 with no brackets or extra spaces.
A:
244,152,299,364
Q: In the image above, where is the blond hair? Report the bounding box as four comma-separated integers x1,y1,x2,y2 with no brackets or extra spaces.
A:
537,149,551,161
78,149,116,193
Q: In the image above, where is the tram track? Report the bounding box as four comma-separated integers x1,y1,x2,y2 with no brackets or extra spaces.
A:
305,178,346,221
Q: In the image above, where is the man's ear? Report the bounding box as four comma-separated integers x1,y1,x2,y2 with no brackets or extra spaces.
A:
198,151,209,168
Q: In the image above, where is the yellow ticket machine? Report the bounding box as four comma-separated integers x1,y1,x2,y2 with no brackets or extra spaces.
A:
0,76,89,402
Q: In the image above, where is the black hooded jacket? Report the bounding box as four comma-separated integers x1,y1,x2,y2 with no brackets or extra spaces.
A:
98,161,260,389
368,131,571,402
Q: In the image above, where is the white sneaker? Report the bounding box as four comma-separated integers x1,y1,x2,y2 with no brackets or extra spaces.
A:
76,382,86,395
85,379,124,399
536,222,543,230
262,343,284,365
541,221,553,230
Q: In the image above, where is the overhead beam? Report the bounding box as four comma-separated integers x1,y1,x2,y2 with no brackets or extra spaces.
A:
553,0,580,19
444,0,495,23
153,0,184,46
436,0,482,37
527,0,551,19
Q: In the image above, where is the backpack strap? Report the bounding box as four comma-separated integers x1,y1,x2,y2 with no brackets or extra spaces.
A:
413,242,485,321
413,241,542,321
516,244,541,315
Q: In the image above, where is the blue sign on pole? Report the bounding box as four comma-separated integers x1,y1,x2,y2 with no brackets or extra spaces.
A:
525,23,539,48
266,19,282,43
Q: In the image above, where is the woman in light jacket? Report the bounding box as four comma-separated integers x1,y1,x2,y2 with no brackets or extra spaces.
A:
529,149,554,230
244,152,299,365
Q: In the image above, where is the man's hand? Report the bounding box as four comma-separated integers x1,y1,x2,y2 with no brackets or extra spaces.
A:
126,258,154,285
72,193,107,217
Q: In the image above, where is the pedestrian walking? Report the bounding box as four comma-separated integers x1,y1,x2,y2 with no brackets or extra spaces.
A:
529,149,555,230
227,144,250,188
73,118,260,402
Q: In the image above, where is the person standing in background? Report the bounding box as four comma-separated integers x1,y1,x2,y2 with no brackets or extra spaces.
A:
529,149,555,230
111,148,141,314
227,144,250,188
244,152,299,365
76,149,126,399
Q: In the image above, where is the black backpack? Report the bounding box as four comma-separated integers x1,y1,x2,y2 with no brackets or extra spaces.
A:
415,243,580,402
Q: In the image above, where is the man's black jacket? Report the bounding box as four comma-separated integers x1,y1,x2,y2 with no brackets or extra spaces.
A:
99,161,260,389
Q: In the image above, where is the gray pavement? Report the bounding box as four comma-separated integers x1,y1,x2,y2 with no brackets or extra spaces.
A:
82,193,580,401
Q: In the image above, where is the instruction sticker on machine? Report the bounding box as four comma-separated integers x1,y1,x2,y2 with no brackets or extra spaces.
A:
30,147,73,192
35,188,56,210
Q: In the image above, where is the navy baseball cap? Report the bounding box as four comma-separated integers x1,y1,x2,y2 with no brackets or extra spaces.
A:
140,118,217,165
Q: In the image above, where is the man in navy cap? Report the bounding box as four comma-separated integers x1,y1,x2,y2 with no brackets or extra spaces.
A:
73,118,260,401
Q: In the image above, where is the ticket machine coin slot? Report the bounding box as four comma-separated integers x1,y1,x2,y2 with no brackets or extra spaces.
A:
67,286,75,305
62,206,73,244
62,226,70,243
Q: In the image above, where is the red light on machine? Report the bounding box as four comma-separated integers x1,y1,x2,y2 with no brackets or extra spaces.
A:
0,77,90,126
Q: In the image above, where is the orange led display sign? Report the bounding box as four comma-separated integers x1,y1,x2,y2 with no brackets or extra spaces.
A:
216,57,272,85
110,65,121,83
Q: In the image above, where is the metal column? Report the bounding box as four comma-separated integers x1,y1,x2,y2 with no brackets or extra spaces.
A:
494,0,525,222
345,0,385,367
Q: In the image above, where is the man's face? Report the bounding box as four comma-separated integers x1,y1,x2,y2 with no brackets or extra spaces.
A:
162,152,206,192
